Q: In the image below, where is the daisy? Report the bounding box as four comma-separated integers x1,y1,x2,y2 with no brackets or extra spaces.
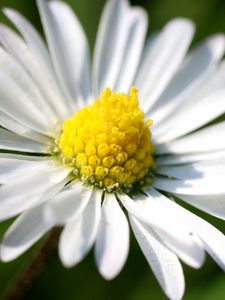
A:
0,0,225,299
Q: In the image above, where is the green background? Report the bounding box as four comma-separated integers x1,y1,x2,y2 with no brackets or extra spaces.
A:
0,0,225,299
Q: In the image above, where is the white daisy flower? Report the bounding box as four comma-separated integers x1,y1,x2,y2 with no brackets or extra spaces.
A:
0,0,225,299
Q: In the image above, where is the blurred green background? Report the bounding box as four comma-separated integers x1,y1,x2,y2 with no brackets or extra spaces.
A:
0,0,225,299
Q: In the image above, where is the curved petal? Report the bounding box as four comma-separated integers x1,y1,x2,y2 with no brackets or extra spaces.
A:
0,204,51,262
156,122,225,154
114,7,148,93
0,165,70,221
153,176,225,196
4,8,52,68
0,128,47,153
0,47,55,135
195,221,225,271
178,194,225,221
157,159,225,220
130,216,185,300
136,18,195,110
150,35,225,127
59,191,101,267
154,89,225,143
120,194,205,268
0,110,51,144
0,158,56,184
156,150,225,166
0,24,69,119
4,8,69,117
95,194,129,280
93,0,128,94
37,0,91,109
157,161,225,180
147,188,225,271
44,183,92,225
0,153,46,160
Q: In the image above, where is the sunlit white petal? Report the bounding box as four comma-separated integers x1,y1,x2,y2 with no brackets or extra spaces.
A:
59,191,101,267
95,194,129,280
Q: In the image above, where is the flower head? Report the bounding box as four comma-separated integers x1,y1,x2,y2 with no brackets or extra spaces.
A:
57,87,154,192
0,0,225,299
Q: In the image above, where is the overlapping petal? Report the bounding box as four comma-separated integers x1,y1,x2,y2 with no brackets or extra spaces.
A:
59,191,101,267
95,194,129,280
0,1,224,299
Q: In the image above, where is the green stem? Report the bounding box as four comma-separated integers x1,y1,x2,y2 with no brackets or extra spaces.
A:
3,227,61,300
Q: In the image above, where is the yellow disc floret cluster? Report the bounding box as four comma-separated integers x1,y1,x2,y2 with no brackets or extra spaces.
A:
58,87,154,192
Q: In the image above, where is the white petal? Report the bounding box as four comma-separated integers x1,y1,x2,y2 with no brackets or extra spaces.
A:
136,18,195,110
195,221,225,271
157,161,225,180
114,7,148,93
156,122,225,155
37,0,91,108
120,194,205,268
0,110,50,144
0,153,46,161
4,8,53,69
153,176,225,196
156,150,225,166
0,165,70,221
44,183,92,225
4,8,69,116
0,47,55,135
147,188,225,271
93,0,139,94
153,63,225,144
0,127,47,153
0,24,69,119
130,216,185,300
154,89,225,143
0,24,56,121
178,194,225,221
59,190,101,267
151,35,225,128
193,58,225,97
0,158,58,184
0,204,50,262
95,194,129,280
136,32,159,79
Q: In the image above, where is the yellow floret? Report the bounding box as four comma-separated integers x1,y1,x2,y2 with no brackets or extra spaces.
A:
58,87,154,191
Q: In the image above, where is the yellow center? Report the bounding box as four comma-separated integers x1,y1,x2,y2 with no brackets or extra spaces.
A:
58,87,154,192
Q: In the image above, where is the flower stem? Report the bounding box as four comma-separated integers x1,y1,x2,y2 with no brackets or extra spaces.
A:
3,227,62,300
